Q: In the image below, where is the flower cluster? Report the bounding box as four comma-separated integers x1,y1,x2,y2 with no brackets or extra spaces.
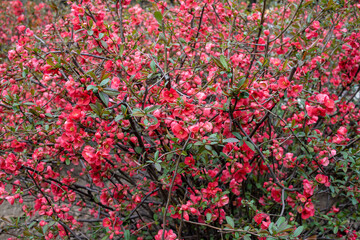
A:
0,0,360,239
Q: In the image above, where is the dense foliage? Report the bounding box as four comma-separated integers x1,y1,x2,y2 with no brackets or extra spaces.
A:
1,0,360,239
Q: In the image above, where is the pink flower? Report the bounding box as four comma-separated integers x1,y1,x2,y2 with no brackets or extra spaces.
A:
254,213,271,229
6,196,15,205
202,121,213,132
188,123,200,133
171,122,188,140
319,157,329,167
278,76,290,89
316,174,329,186
25,28,34,37
63,120,77,133
312,21,320,30
102,218,111,227
316,94,333,109
297,193,307,203
8,50,16,60
337,126,347,136
271,188,282,203
69,109,83,121
82,146,96,164
162,88,179,103
217,195,229,207
111,77,120,89
303,179,314,197
184,156,195,167
301,201,315,219
154,229,177,240
288,85,303,98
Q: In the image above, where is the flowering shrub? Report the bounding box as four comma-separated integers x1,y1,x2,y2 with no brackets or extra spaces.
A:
1,0,360,239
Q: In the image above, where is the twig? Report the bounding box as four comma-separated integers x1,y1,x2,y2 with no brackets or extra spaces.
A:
162,137,190,240
269,0,304,43
183,220,260,236
280,188,286,216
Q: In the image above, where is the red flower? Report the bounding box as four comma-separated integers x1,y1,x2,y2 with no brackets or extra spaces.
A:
162,88,179,103
82,146,97,164
254,213,271,229
154,229,177,240
69,109,83,120
316,93,335,113
337,126,347,136
301,201,315,219
10,139,26,152
63,120,77,133
315,174,329,186
102,218,112,228
217,195,229,207
185,156,195,167
319,157,329,167
77,93,91,106
102,138,114,153
288,85,303,98
278,76,290,89
303,179,314,197
271,188,282,203
297,193,307,203
171,122,188,140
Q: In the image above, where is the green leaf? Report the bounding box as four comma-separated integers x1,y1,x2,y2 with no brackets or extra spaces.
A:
239,90,249,99
145,105,161,113
132,109,145,117
119,44,124,56
154,11,163,24
179,38,187,44
46,58,55,66
225,216,235,228
293,226,304,237
211,56,223,69
135,147,143,154
232,132,242,139
86,85,97,92
101,40,108,49
121,105,127,114
276,217,286,227
278,222,290,232
42,221,56,235
219,55,229,71
124,230,130,240
88,30,94,36
154,151,159,161
100,78,110,87
206,213,212,222
98,33,105,39
243,235,251,240
148,115,158,126
99,92,109,106
103,88,120,96
23,102,35,106
115,114,124,122
154,163,161,171
101,235,109,240
150,60,157,72
268,222,275,234
237,78,246,88
223,138,239,143
333,226,338,234
245,141,255,151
